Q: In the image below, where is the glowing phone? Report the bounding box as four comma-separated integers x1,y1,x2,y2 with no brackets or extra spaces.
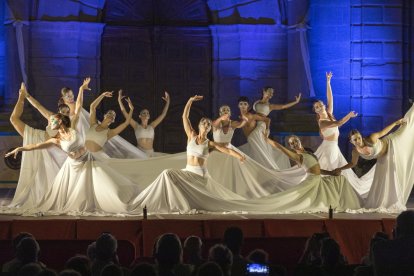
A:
245,263,270,275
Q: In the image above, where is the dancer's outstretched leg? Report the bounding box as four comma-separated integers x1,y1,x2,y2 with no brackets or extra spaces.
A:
10,83,27,137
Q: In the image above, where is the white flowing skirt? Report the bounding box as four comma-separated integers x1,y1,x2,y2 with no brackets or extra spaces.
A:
315,140,375,198
19,152,143,216
364,103,414,212
239,122,291,170
134,166,361,215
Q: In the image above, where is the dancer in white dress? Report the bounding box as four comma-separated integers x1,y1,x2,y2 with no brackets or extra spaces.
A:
85,91,134,157
333,104,414,212
208,105,306,198
313,72,374,198
6,109,142,216
118,90,170,157
238,92,298,170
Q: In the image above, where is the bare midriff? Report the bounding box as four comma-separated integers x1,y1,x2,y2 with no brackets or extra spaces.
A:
187,155,206,167
137,138,154,150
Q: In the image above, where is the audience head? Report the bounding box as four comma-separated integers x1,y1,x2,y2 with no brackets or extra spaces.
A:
247,249,269,264
65,255,91,276
320,238,342,267
208,244,233,276
223,226,244,255
395,210,414,238
12,232,34,252
155,233,183,269
130,263,156,276
16,237,40,263
183,235,203,260
101,264,123,276
301,232,330,264
86,241,96,261
95,233,118,262
197,261,223,276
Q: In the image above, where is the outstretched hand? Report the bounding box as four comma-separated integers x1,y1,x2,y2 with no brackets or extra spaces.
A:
332,168,341,176
295,93,302,103
190,95,203,102
19,82,27,98
126,97,134,110
118,90,126,101
326,71,333,81
5,147,21,159
162,91,170,102
348,111,358,118
102,91,113,98
395,118,406,126
81,77,91,91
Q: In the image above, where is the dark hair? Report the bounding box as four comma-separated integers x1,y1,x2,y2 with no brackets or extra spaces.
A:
16,237,40,263
65,255,91,276
313,100,336,121
238,96,250,104
130,263,156,276
395,210,414,238
197,261,223,276
155,233,183,268
348,129,361,140
247,249,269,264
58,103,70,113
101,264,123,276
95,233,118,262
208,244,233,276
262,86,273,95
223,226,243,254
53,113,71,128
12,232,33,250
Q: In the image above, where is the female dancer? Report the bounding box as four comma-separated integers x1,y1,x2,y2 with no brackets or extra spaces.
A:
118,90,170,157
133,95,249,213
85,91,134,155
5,108,142,216
208,105,306,198
333,104,413,211
238,88,301,170
313,72,374,197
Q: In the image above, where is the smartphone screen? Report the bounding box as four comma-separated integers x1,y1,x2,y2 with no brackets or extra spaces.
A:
246,263,270,275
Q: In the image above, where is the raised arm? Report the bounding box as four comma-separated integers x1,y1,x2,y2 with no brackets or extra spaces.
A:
108,98,134,139
72,77,91,128
318,111,358,129
210,141,246,162
150,91,170,128
333,148,360,175
212,114,229,129
270,93,301,111
5,138,58,158
90,91,113,125
23,83,53,120
118,90,137,129
265,136,301,163
369,118,405,143
326,72,333,114
182,95,203,139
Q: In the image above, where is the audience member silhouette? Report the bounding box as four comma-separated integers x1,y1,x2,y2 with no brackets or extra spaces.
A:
196,261,223,276
223,226,247,276
183,235,205,268
1,232,34,273
16,262,42,276
65,255,91,276
372,210,414,275
130,262,156,276
208,244,233,276
59,269,82,276
100,263,123,276
91,233,118,276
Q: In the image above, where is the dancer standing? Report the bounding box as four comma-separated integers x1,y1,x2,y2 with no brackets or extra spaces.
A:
118,90,170,157
333,104,414,212
313,72,374,197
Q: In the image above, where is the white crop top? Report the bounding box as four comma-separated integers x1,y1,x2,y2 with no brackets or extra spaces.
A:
300,152,319,170
213,122,234,144
187,137,209,160
359,139,383,160
85,124,109,147
134,125,155,140
60,129,84,153
320,126,339,138
253,101,270,116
